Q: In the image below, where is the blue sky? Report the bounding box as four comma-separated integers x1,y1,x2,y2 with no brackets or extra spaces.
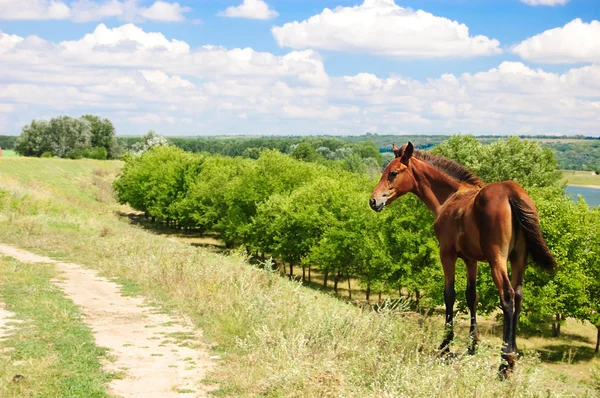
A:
1,0,599,136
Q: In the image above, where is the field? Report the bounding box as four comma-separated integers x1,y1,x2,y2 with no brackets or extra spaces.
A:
1,150,17,157
563,170,600,187
0,157,598,396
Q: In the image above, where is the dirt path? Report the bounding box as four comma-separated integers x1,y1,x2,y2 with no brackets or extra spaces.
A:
0,244,214,397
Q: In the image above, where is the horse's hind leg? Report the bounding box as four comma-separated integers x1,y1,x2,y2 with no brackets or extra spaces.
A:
509,238,527,355
488,254,516,379
439,251,457,355
465,259,479,354
478,194,516,378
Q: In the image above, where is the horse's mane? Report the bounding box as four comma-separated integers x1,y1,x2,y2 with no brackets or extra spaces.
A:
412,149,484,188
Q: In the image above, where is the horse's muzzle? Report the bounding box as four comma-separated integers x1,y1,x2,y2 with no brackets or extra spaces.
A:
369,198,384,212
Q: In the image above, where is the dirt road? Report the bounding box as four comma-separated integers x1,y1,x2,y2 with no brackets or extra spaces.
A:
0,244,214,397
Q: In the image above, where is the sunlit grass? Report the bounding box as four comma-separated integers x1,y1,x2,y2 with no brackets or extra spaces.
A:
562,170,600,187
0,256,112,397
0,150,17,157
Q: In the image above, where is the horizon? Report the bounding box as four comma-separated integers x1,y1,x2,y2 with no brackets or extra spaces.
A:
1,0,599,137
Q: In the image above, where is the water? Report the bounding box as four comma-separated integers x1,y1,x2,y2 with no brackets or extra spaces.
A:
565,185,600,208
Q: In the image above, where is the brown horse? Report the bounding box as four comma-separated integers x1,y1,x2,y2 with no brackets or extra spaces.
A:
369,142,555,378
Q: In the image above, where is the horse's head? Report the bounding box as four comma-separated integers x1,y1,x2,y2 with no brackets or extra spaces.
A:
369,142,415,212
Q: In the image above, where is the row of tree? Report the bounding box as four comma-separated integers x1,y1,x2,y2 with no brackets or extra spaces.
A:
14,115,119,159
113,135,600,351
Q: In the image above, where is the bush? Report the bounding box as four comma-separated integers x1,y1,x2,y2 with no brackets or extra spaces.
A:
41,152,52,158
67,149,85,159
84,147,108,160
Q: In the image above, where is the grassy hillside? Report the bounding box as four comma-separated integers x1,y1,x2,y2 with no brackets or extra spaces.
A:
0,157,598,396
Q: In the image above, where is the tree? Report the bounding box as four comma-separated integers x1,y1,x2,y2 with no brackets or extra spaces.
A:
15,120,52,157
170,155,246,232
81,114,119,159
130,130,168,156
218,150,320,247
15,116,93,158
521,189,590,335
14,115,120,159
291,142,322,163
355,141,383,165
430,135,485,173
479,137,562,188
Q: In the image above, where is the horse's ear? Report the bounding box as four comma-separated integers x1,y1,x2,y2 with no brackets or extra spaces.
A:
400,142,413,165
392,144,401,158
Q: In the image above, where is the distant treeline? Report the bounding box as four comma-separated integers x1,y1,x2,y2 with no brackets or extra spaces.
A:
159,135,600,172
5,124,600,171
0,135,17,150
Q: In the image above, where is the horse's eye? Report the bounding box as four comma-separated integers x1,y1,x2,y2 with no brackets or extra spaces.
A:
389,171,399,177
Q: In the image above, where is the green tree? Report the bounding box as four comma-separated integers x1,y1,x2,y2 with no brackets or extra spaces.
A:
291,142,321,163
81,114,119,159
252,178,337,279
355,141,383,165
15,120,52,157
15,116,92,158
522,188,591,335
479,137,562,188
430,135,485,173
218,150,320,247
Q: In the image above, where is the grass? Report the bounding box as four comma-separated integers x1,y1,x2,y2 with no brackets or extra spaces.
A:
0,256,113,397
0,157,598,396
1,150,18,157
562,170,600,187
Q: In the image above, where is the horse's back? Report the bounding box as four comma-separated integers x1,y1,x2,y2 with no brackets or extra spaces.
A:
435,181,534,262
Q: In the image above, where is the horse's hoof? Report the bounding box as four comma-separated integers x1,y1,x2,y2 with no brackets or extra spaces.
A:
498,366,509,381
467,346,477,356
440,351,457,364
498,353,516,380
438,345,450,357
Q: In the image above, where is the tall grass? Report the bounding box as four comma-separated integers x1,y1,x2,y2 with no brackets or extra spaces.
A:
0,158,596,396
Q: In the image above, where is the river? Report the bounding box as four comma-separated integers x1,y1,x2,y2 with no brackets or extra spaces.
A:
565,185,600,207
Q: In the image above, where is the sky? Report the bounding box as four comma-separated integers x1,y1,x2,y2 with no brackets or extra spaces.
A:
0,0,599,137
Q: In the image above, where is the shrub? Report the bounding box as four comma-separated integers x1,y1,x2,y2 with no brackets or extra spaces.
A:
84,147,108,160
41,152,53,158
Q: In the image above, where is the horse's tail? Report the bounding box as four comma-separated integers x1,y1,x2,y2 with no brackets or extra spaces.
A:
509,196,556,272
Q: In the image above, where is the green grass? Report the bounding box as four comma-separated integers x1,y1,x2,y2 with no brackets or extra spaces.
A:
0,256,113,397
562,170,600,187
0,157,597,396
1,150,18,157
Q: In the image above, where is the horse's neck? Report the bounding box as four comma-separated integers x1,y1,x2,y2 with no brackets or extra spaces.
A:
411,159,462,216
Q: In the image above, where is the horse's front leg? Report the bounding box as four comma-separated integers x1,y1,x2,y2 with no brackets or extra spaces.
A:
439,251,457,355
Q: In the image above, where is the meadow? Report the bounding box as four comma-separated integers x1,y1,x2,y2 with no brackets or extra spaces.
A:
0,150,17,157
0,156,599,396
563,170,600,187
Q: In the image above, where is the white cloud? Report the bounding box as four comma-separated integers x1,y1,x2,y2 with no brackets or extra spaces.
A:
272,0,501,58
0,0,70,20
512,19,600,63
0,0,191,22
1,24,600,136
140,0,189,22
0,31,24,53
520,0,569,6
218,0,278,20
5,24,327,86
